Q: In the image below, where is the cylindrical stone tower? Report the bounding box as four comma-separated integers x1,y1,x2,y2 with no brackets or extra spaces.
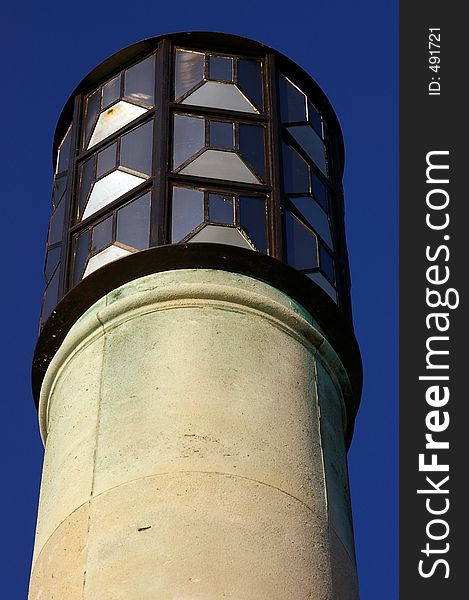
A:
30,32,362,600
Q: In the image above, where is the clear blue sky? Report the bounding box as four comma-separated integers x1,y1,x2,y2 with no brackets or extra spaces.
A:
1,1,397,598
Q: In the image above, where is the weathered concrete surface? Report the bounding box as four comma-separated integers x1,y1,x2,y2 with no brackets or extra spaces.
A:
29,269,358,599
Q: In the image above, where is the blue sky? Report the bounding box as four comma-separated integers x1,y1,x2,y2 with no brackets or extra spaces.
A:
1,1,397,598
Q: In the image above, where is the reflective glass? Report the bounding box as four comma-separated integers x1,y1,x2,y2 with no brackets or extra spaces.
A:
45,246,61,283
307,100,323,137
52,175,67,210
102,75,121,109
84,90,100,148
239,123,265,180
124,55,155,106
291,197,333,248
209,121,234,149
287,125,327,176
88,101,148,149
91,216,113,254
83,245,132,278
282,142,310,193
319,243,335,283
120,121,153,175
79,157,95,218
285,211,318,270
306,272,337,302
48,197,66,245
117,192,151,250
208,194,234,224
83,170,146,220
97,143,117,178
175,49,204,100
171,187,204,242
237,59,262,110
182,81,258,113
312,173,328,211
73,230,90,284
209,56,232,82
239,196,266,253
173,114,205,168
57,125,72,174
279,75,306,123
180,149,260,184
188,224,253,250
42,267,60,322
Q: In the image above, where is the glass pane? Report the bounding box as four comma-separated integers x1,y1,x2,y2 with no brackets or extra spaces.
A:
180,149,259,184
45,245,61,283
306,272,337,303
73,230,90,284
287,125,327,176
83,170,146,220
88,101,148,149
91,216,113,254
312,173,328,211
239,123,265,180
282,142,310,194
171,187,204,242
239,196,266,253
120,120,153,175
116,192,151,250
237,59,262,110
173,114,205,168
209,56,232,82
209,121,234,149
319,243,335,282
307,100,322,137
79,157,95,218
175,49,205,100
42,267,60,323
208,194,234,224
102,75,121,109
48,197,66,245
57,125,72,174
83,90,100,148
279,75,306,123
182,81,258,113
291,197,333,248
52,175,67,210
285,210,318,270
124,55,155,106
83,245,132,278
97,143,117,178
188,224,253,250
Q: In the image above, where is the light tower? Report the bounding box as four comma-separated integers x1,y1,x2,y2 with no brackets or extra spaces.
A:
30,32,362,599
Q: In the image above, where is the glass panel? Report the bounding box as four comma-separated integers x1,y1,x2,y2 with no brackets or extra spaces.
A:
182,81,258,113
97,143,117,178
312,173,328,211
188,224,253,250
42,267,60,323
117,192,151,250
88,101,148,149
307,100,323,137
171,187,204,242
45,245,61,283
319,243,335,283
208,194,234,224
175,49,205,100
239,196,266,253
279,75,306,123
120,121,153,175
79,157,95,218
291,197,333,248
209,56,233,82
285,210,318,270
57,125,72,174
287,125,327,176
237,59,263,110
52,175,67,210
48,197,66,245
83,170,146,220
91,216,113,254
73,230,90,284
180,149,260,184
173,114,205,168
282,142,310,194
239,123,265,180
306,272,337,303
102,75,121,109
83,90,100,148
209,121,234,149
83,245,132,278
124,55,155,106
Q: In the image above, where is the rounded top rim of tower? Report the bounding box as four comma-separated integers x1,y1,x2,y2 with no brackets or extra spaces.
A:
52,30,345,173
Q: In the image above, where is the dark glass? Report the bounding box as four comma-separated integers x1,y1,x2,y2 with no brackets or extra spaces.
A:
312,173,328,211
308,100,322,137
209,121,234,149
290,196,333,248
287,125,327,176
91,216,113,254
239,196,267,253
279,75,306,123
285,210,318,270
120,121,153,175
175,49,204,99
124,55,155,106
79,157,96,219
102,75,121,109
48,196,66,246
209,56,233,82
42,267,61,323
83,90,101,148
319,243,335,283
172,187,204,242
117,193,151,250
45,245,61,283
237,59,263,110
208,194,234,224
239,124,265,180
57,126,72,174
97,143,117,178
282,141,309,194
52,175,67,210
73,230,90,284
173,114,205,168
